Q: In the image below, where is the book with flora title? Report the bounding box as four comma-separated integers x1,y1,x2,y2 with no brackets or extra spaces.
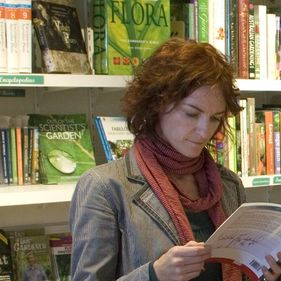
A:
28,114,96,184
93,0,170,75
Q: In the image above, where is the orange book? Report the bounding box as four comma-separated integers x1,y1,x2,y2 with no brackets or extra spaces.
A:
15,127,23,185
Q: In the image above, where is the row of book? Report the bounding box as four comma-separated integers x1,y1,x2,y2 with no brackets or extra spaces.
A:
0,114,96,185
170,0,281,80
0,0,32,73
0,228,71,281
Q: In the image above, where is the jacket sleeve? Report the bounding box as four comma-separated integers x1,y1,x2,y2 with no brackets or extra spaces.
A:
69,170,150,281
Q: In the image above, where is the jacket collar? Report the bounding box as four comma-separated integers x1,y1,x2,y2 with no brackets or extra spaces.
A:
125,149,180,245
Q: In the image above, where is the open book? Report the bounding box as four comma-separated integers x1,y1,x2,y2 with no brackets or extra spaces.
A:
206,202,281,280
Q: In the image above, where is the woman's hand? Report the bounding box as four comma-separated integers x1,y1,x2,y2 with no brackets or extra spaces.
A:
153,241,211,281
261,252,281,281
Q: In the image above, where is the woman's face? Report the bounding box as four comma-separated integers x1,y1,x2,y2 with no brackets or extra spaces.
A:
156,86,226,158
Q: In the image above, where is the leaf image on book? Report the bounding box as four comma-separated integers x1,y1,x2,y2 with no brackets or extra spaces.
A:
28,114,96,184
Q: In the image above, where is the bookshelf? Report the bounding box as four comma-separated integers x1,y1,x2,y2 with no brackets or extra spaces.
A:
1,0,281,229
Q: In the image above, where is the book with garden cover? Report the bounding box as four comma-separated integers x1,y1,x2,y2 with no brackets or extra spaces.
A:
206,202,281,281
0,229,13,281
95,116,134,161
93,0,170,75
32,0,91,74
9,229,54,281
28,114,96,184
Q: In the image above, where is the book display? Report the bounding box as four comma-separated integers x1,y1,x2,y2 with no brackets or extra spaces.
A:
0,0,280,259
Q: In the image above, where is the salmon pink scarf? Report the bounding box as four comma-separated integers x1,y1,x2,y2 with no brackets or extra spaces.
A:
134,135,242,281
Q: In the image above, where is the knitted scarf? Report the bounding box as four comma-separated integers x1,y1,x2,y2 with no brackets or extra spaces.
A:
134,135,242,281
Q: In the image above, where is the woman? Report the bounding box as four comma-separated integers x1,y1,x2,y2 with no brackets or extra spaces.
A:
70,38,281,281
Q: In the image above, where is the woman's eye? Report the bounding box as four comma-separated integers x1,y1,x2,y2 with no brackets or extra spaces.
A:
185,112,198,118
212,116,222,122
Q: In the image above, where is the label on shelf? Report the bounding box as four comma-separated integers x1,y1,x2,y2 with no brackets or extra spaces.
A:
242,175,281,187
0,75,44,85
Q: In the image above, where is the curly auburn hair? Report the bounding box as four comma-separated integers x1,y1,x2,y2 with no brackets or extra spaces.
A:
121,37,241,139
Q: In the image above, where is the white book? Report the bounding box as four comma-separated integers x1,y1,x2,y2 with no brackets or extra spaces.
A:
18,0,32,73
0,0,7,72
266,13,276,81
5,0,19,73
211,0,225,54
254,5,267,80
206,202,281,280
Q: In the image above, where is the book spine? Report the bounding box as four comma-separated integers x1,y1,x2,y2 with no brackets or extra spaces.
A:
212,0,225,54
15,127,23,185
255,122,266,175
197,0,208,43
276,16,281,80
248,1,255,79
10,127,18,184
22,126,29,184
257,5,267,80
265,111,274,175
0,129,9,184
239,99,249,177
0,0,7,72
226,115,237,173
193,0,198,41
188,2,195,40
273,111,280,174
93,0,107,74
5,0,19,73
31,127,40,184
5,127,13,184
254,5,260,79
238,0,249,79
247,97,256,176
267,13,277,80
207,0,213,45
17,0,32,73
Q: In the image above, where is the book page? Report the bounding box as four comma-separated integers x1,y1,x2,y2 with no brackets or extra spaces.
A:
206,203,281,279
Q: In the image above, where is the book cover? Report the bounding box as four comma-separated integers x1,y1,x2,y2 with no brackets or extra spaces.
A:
28,114,96,184
93,0,170,75
254,122,266,175
248,0,255,79
9,230,54,281
95,116,134,161
32,0,91,74
197,0,208,43
0,229,13,281
206,202,281,281
49,234,72,281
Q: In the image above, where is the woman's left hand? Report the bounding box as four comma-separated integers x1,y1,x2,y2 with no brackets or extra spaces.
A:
261,252,281,281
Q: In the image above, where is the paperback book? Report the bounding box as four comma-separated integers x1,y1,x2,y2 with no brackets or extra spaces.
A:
32,0,91,74
49,234,72,281
95,116,134,161
9,229,54,281
0,230,13,281
28,114,96,184
93,0,170,75
206,202,281,281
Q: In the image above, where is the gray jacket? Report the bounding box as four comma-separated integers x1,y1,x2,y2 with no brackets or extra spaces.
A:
69,150,246,281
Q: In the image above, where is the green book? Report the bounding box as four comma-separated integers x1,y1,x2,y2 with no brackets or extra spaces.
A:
28,114,96,184
93,0,171,75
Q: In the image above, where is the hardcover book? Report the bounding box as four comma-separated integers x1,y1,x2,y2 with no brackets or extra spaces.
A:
28,114,96,184
93,0,170,75
95,116,134,161
206,202,281,281
32,0,91,74
49,234,72,281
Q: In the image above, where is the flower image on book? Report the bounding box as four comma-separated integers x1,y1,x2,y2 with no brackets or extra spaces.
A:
206,202,281,281
95,116,134,162
28,114,96,184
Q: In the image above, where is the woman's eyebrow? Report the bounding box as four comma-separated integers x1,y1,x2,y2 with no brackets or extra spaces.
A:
182,103,225,115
